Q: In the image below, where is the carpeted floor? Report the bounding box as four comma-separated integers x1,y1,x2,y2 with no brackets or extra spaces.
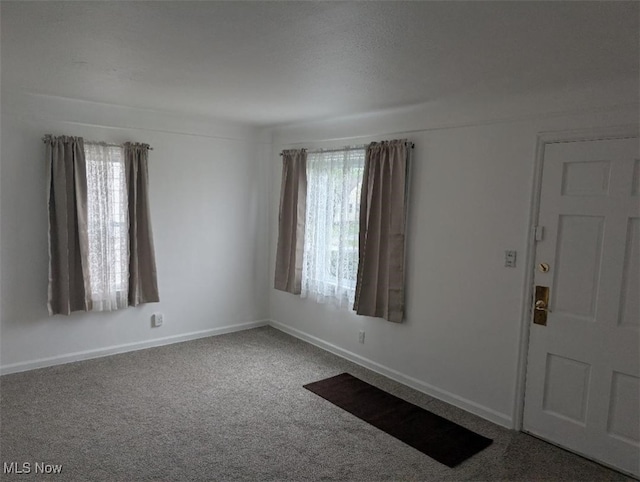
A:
0,326,633,481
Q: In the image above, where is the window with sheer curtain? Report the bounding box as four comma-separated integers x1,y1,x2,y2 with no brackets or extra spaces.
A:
84,142,129,311
301,147,365,307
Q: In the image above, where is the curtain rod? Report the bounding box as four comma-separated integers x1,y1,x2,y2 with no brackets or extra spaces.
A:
279,142,414,156
42,137,153,150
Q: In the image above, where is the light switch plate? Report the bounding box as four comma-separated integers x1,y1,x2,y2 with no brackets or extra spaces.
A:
505,250,517,268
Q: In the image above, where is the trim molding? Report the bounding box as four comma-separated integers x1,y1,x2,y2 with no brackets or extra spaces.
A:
0,319,269,375
269,319,513,429
275,103,638,146
3,91,264,144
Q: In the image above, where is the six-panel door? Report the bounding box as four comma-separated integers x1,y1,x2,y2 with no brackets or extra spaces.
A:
524,137,640,477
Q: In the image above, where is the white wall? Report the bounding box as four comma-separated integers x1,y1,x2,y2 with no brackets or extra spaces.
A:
268,81,639,428
0,92,271,372
1,77,637,432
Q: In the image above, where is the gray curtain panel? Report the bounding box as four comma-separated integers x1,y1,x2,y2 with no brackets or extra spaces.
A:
274,149,307,294
45,135,91,315
124,143,160,305
354,140,409,322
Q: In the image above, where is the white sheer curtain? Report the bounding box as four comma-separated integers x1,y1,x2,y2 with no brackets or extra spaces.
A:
302,147,365,308
84,143,129,311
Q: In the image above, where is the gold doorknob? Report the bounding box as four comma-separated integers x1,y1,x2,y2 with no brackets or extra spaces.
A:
534,285,550,325
535,300,550,312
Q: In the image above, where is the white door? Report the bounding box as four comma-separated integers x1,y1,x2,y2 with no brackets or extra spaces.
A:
523,136,640,477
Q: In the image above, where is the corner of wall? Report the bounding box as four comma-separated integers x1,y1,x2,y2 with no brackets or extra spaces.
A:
268,319,514,429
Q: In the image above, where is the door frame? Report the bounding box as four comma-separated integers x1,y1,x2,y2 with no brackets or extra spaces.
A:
513,124,640,432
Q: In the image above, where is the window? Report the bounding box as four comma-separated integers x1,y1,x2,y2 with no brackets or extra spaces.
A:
301,147,365,307
84,143,129,311
45,135,159,315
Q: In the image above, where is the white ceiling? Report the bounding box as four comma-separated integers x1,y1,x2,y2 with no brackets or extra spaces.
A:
1,1,638,127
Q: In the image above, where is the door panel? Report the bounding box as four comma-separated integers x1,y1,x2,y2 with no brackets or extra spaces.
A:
561,160,611,196
524,137,640,477
619,218,639,328
554,214,604,318
608,372,639,444
542,354,591,423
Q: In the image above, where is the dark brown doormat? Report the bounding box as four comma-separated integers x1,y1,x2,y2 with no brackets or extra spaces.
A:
303,373,492,468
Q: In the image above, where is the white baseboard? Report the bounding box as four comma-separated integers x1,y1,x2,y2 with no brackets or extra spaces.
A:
1,317,513,429
0,319,269,376
269,319,513,429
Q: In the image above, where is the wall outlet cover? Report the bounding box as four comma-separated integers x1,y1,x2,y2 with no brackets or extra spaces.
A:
151,313,164,327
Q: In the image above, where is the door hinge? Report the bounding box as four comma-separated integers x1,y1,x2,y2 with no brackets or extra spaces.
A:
534,226,544,241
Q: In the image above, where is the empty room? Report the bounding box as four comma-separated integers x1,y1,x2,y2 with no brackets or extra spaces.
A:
1,1,638,480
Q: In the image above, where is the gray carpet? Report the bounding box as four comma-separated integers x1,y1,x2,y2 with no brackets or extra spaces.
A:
0,326,632,481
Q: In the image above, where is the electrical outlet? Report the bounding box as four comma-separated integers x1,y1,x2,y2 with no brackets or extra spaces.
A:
358,331,365,344
151,313,163,327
